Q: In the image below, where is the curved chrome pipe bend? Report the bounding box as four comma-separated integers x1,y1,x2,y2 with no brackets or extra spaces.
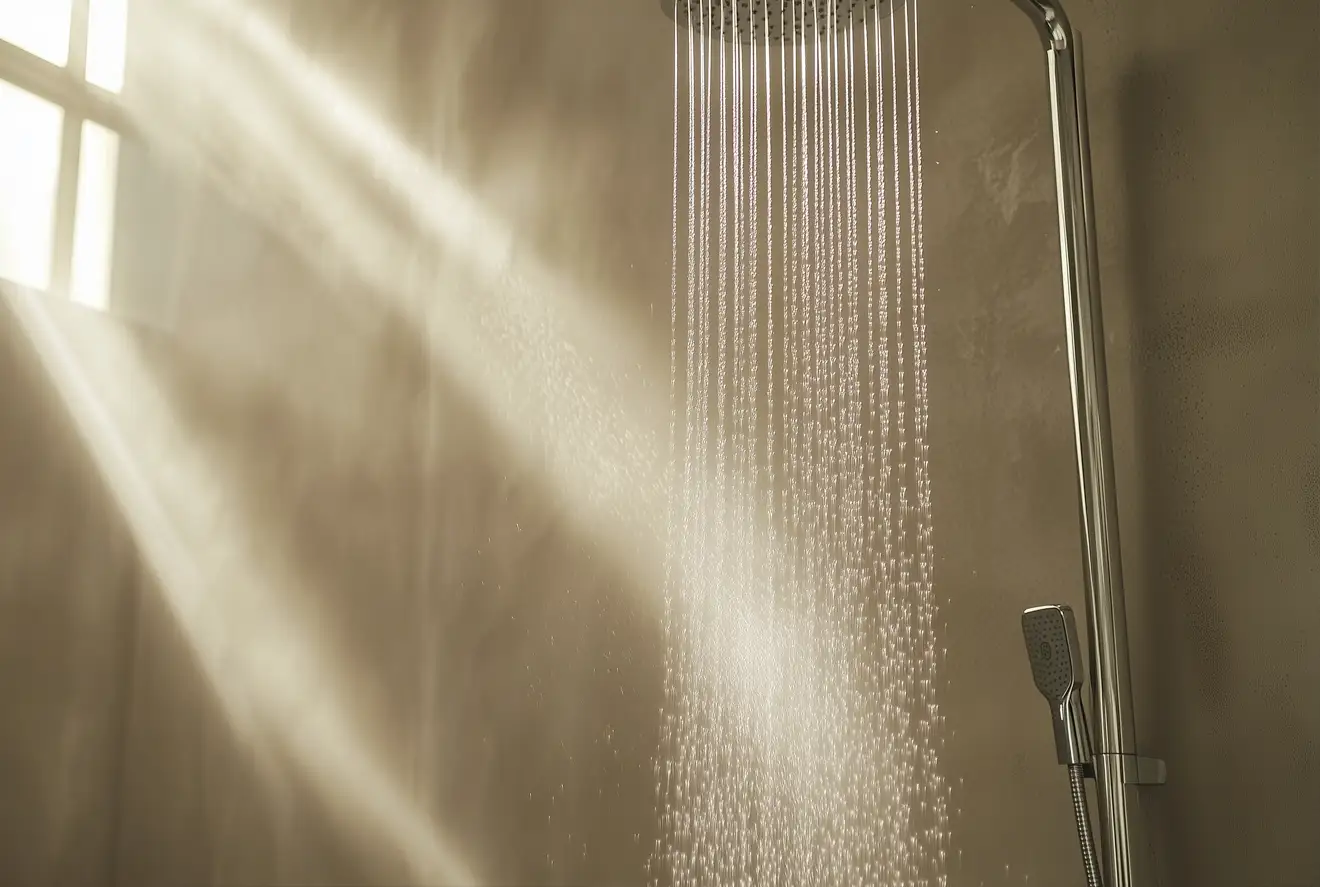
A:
1010,0,1073,50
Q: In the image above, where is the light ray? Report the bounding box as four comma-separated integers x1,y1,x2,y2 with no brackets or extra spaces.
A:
130,0,841,826
130,0,671,588
5,292,479,887
128,0,825,638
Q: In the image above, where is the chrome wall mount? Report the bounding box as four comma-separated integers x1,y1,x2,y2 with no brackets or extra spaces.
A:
1008,2,1165,886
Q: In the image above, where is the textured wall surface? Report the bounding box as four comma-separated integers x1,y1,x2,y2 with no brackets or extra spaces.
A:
0,1,1315,886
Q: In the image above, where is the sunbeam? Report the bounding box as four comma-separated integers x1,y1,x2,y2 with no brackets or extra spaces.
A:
122,0,841,758
2,5,860,874
1,0,877,881
130,0,673,584
5,292,479,887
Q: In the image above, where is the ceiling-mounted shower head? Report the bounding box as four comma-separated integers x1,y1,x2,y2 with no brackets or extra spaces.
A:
660,0,898,44
1022,605,1093,767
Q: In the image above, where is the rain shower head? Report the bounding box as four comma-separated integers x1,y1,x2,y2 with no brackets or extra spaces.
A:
1022,605,1093,767
660,0,898,44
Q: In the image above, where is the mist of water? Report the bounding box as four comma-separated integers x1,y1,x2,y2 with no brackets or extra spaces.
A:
661,2,946,884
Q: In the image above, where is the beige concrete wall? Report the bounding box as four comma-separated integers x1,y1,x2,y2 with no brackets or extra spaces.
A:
0,1,1315,885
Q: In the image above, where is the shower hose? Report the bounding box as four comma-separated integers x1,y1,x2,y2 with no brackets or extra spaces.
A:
1068,763,1104,887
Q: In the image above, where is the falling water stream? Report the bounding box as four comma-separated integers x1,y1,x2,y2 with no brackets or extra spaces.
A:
662,1,946,885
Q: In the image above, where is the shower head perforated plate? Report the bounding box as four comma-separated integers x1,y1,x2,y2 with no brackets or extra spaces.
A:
660,0,898,44
1021,605,1085,705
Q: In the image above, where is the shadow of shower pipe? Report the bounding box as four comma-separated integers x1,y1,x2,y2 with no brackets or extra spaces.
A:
1119,25,1320,884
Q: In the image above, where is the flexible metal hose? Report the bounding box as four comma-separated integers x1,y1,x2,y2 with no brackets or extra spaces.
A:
1069,764,1103,887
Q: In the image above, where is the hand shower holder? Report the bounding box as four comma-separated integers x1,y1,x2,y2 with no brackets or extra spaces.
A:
1123,755,1167,786
1075,755,1164,786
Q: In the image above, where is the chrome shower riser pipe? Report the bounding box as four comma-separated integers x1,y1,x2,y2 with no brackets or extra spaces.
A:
1010,2,1163,886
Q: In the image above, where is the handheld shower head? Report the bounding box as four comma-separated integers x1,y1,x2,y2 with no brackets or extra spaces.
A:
1022,605,1093,767
659,0,897,44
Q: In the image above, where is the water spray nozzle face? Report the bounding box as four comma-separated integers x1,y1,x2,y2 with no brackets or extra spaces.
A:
660,0,897,44
1021,605,1084,704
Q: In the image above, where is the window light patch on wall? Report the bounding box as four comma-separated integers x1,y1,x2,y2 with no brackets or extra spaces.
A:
70,120,120,311
87,0,129,93
0,0,73,67
0,79,64,291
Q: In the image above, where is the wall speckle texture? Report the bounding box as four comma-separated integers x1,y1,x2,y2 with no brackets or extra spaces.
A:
0,0,1315,886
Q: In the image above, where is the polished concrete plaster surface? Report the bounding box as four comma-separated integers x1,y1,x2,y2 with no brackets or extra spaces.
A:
0,0,1316,885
